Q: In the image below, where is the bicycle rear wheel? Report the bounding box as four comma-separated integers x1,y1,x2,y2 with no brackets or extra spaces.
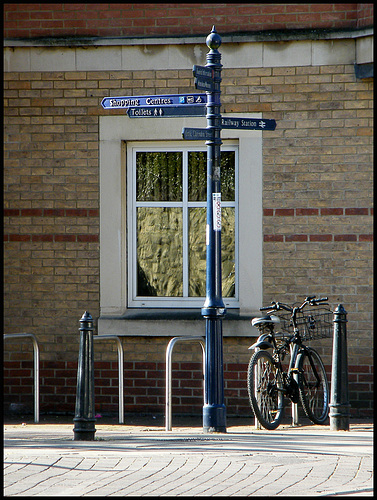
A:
247,350,284,430
296,347,329,424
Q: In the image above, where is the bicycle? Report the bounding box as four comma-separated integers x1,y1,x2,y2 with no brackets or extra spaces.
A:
247,295,331,430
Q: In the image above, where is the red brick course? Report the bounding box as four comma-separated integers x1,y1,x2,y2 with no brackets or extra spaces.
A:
4,3,373,39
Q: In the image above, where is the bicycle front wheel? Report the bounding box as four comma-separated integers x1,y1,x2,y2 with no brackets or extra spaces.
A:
247,350,284,430
296,347,329,424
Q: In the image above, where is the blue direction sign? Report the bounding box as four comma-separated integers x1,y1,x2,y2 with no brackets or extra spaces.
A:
193,64,215,92
127,105,206,118
195,77,215,91
221,117,276,130
182,127,213,140
193,65,214,79
101,93,207,109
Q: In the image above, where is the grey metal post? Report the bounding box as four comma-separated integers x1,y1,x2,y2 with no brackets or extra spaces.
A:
329,304,350,431
73,311,96,440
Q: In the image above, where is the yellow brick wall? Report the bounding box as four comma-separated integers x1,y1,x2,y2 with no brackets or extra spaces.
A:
3,63,373,418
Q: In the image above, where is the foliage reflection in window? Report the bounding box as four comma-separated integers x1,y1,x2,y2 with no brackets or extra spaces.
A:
134,149,237,303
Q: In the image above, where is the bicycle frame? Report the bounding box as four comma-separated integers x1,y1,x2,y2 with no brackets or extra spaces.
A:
252,323,324,404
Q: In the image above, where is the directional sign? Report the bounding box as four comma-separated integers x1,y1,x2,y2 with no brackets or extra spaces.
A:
101,93,207,109
221,117,276,130
182,127,213,140
193,65,214,79
193,64,215,92
195,77,215,92
127,105,206,118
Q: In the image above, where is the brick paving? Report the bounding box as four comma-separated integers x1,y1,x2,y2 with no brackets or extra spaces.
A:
4,419,373,497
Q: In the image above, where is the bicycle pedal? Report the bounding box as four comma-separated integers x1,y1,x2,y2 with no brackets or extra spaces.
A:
290,368,299,373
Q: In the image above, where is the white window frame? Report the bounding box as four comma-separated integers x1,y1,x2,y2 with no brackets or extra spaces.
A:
98,113,262,336
127,142,239,308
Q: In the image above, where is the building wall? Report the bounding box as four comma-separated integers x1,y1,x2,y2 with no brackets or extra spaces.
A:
3,3,374,38
3,4,374,419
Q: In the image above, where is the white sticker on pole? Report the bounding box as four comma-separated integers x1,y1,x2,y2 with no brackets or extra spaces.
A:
212,193,221,231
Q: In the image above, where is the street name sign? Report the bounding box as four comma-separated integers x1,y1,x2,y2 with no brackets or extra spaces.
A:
195,77,215,91
193,65,214,79
127,105,206,118
221,117,276,130
182,127,213,140
193,64,215,92
101,93,207,109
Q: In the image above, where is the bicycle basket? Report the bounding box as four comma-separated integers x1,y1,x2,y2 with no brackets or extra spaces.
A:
277,308,333,341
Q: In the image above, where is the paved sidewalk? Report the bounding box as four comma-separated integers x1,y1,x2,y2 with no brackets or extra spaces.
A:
4,419,373,497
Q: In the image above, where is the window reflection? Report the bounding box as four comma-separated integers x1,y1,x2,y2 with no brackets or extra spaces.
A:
188,151,235,202
189,207,235,298
135,149,236,300
136,152,182,201
137,207,183,296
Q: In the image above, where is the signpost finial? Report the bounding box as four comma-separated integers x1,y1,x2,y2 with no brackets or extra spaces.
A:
206,26,221,50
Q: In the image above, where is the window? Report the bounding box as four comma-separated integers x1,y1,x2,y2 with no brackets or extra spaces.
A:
99,113,262,335
127,143,238,308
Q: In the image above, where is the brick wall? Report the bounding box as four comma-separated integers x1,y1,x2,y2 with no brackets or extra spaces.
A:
4,3,373,39
3,57,373,419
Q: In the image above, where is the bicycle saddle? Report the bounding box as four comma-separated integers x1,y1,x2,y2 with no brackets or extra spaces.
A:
251,314,281,327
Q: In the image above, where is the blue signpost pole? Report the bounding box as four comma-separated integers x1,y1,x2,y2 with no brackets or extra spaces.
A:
201,27,226,433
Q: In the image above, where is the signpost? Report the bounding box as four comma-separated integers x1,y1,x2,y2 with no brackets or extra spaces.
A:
101,26,277,435
195,27,227,434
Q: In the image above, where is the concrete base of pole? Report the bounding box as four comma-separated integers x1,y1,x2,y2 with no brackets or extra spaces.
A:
73,417,96,441
203,404,226,433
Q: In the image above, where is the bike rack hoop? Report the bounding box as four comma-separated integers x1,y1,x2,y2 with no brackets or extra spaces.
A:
4,333,40,423
165,336,205,431
94,335,124,424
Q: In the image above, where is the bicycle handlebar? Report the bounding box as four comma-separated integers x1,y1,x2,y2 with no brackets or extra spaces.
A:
260,296,328,313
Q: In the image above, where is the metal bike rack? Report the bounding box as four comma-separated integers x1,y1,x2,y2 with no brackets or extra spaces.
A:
4,333,40,423
94,335,124,424
165,336,205,431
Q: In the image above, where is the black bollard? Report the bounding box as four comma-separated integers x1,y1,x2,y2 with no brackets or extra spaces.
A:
329,304,350,431
73,311,96,440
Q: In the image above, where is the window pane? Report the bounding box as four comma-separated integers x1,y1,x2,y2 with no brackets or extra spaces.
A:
189,207,206,296
188,152,206,201
221,151,235,201
137,207,183,296
222,207,236,297
136,152,182,201
188,151,235,202
189,207,236,298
